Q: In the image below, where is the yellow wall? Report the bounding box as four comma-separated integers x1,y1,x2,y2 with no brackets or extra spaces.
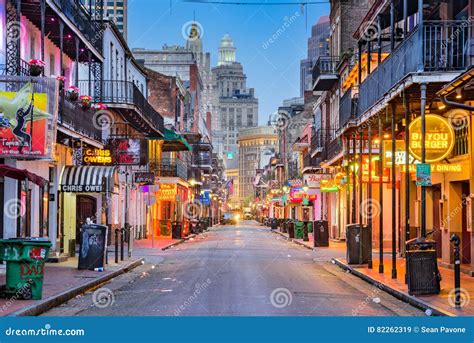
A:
62,193,76,255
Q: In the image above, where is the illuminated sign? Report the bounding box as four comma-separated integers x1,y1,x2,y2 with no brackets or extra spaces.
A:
157,184,177,201
409,115,455,163
320,179,339,193
107,139,148,165
83,148,112,165
361,157,390,183
303,174,331,188
384,140,462,173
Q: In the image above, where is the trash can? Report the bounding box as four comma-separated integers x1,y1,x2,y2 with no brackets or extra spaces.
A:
287,220,295,239
294,221,304,239
279,219,287,233
406,237,441,295
0,238,52,300
346,224,371,264
270,218,277,230
313,220,329,247
78,224,107,271
172,222,183,239
307,222,313,233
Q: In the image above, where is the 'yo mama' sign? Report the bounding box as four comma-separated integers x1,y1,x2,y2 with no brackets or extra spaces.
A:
409,114,455,163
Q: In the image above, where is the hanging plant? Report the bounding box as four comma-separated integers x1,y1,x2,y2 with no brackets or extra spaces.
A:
93,103,107,111
68,85,80,101
80,95,92,110
28,59,45,77
56,76,66,91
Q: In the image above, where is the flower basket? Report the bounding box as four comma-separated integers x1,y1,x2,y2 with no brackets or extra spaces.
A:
68,86,80,101
93,103,107,111
80,95,92,110
56,76,66,91
28,59,45,77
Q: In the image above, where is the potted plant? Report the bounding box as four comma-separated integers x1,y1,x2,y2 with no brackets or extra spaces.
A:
68,86,80,101
80,95,92,110
28,59,45,77
56,76,66,91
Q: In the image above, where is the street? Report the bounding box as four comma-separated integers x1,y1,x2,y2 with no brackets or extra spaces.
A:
44,222,422,316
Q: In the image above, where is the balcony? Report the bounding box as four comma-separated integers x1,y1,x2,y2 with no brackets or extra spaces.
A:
58,93,103,141
339,88,358,129
312,56,339,91
151,158,188,180
326,138,343,162
292,137,310,152
78,80,164,137
357,21,471,117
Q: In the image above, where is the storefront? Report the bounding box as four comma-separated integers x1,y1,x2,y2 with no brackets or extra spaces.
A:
59,165,119,255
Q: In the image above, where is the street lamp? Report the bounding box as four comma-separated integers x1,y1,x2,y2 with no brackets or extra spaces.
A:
303,180,309,193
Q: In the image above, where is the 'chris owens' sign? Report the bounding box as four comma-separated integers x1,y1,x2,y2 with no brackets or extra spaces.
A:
82,148,112,165
409,114,455,163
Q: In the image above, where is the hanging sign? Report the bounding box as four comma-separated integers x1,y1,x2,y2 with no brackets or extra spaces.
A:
107,139,148,165
409,115,455,163
416,163,432,186
303,174,331,188
134,172,155,184
83,148,113,165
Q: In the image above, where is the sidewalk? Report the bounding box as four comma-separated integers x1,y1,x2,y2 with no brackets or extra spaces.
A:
0,256,143,316
271,228,474,316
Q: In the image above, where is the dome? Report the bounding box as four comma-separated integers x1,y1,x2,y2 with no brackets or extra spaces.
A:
220,33,234,48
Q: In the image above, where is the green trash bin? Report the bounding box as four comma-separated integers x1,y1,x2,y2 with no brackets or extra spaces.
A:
294,222,304,239
307,222,313,233
0,238,52,300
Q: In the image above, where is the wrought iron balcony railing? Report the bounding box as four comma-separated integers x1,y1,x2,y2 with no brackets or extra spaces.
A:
150,158,188,180
312,56,339,91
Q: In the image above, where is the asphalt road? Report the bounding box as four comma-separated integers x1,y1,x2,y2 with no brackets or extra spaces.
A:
44,221,423,316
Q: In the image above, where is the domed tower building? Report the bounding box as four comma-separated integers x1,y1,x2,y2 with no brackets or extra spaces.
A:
218,33,236,66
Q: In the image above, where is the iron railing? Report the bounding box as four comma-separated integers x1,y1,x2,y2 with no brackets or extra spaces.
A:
151,158,188,180
357,21,473,117
78,80,164,135
326,138,343,161
312,56,339,82
339,88,358,127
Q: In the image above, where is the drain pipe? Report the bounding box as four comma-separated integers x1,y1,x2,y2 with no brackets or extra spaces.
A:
440,96,474,111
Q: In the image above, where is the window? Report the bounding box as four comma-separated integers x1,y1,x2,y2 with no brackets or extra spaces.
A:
30,36,36,60
49,53,55,76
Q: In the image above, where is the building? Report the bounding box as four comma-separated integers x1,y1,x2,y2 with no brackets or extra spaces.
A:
212,34,259,155
84,0,128,39
237,126,277,205
300,16,330,96
313,0,474,276
0,1,164,257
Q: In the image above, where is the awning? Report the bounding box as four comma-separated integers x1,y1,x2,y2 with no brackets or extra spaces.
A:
153,128,192,152
0,164,47,187
59,166,119,193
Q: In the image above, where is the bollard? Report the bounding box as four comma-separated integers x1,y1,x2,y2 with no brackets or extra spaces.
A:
114,229,120,264
450,234,461,308
303,221,309,242
120,228,125,261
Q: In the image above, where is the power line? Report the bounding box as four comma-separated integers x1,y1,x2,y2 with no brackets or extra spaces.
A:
181,0,328,5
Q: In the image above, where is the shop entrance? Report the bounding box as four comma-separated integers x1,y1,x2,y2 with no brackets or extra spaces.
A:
432,185,442,258
461,182,471,264
76,195,97,244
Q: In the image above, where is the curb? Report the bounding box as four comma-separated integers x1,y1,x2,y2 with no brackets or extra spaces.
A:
271,230,314,251
9,258,144,317
332,258,455,317
161,233,198,251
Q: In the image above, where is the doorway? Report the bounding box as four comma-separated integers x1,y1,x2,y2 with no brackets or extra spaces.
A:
432,185,442,258
76,195,97,244
461,182,471,264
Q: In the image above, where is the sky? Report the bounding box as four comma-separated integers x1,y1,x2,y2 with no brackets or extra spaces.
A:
128,0,330,125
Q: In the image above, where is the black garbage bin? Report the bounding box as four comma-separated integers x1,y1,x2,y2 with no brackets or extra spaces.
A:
313,220,329,247
271,218,277,230
346,224,371,264
172,222,182,239
287,220,295,239
78,224,107,270
406,237,441,295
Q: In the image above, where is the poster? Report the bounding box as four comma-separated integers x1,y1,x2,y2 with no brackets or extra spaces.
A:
0,82,56,159
416,163,432,186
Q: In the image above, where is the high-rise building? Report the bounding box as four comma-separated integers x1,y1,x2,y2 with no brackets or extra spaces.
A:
104,0,128,39
238,127,278,204
212,34,259,155
300,16,330,96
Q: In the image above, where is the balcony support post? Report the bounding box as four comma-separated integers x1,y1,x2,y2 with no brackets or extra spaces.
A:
368,122,373,269
420,83,427,237
344,136,351,232
418,0,424,72
352,134,356,223
75,37,80,86
88,50,92,95
59,21,64,77
40,0,45,74
391,103,397,279
404,92,411,251
367,40,371,75
403,0,408,36
358,127,363,227
358,42,363,85
6,0,21,77
378,114,384,273
377,15,382,65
